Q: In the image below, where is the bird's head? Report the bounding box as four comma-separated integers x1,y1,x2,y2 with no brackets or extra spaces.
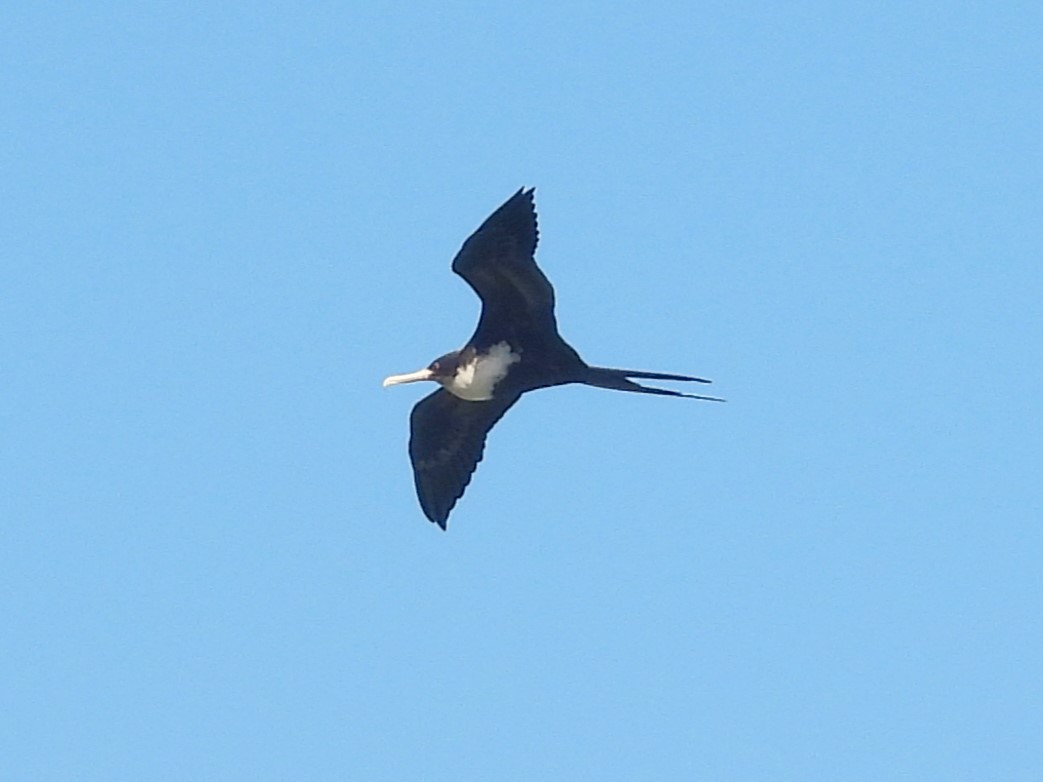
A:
382,351,461,389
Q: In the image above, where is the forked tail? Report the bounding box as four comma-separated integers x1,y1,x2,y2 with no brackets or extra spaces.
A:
581,366,725,401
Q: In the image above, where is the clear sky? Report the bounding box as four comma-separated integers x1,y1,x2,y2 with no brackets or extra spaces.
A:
3,3,1041,780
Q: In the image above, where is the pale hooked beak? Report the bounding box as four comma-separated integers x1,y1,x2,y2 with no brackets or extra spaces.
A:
382,368,435,388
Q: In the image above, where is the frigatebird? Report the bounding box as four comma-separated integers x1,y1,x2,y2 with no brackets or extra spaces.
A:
383,188,721,529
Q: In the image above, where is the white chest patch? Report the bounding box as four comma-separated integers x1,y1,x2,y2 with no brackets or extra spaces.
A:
445,342,521,401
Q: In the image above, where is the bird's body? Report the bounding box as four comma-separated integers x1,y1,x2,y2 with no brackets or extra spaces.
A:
383,188,721,529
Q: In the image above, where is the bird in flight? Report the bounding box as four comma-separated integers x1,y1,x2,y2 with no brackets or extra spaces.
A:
383,188,721,529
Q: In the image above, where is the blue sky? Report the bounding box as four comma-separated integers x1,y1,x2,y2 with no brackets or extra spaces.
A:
3,2,1041,779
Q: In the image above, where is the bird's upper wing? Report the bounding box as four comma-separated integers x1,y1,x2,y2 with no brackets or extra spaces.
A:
451,188,558,348
408,388,520,529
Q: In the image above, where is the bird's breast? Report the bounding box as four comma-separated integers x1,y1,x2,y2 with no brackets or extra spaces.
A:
443,342,521,401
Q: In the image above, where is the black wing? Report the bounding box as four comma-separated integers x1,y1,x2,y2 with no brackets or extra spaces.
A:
451,188,558,349
408,388,520,529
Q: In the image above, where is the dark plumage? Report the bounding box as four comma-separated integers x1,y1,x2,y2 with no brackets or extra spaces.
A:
383,188,721,529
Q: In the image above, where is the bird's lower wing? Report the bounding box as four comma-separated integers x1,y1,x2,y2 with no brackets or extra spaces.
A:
408,389,520,529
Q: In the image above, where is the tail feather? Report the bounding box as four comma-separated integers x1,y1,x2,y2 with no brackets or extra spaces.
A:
582,366,725,402
598,367,712,384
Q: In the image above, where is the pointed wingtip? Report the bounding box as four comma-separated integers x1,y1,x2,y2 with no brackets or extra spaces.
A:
420,492,451,530
514,186,535,203
420,506,449,530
